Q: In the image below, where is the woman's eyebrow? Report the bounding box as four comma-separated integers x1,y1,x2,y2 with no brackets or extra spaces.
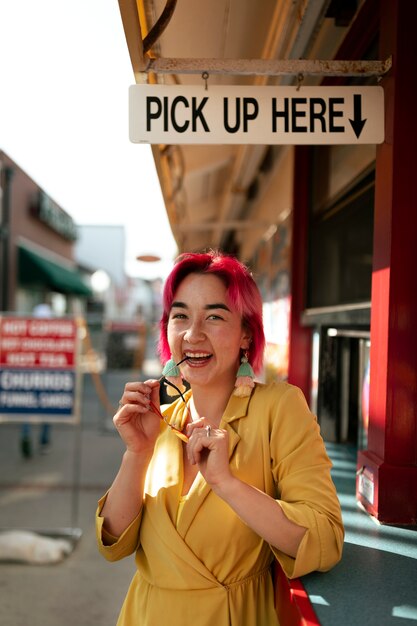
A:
170,301,231,312
205,303,231,312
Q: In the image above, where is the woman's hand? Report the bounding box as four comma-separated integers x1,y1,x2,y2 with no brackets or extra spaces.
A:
114,379,161,454
186,419,233,489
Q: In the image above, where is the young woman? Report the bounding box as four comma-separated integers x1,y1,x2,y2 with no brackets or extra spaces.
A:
96,251,343,625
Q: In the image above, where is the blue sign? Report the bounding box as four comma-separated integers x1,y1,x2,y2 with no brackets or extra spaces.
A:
0,368,75,415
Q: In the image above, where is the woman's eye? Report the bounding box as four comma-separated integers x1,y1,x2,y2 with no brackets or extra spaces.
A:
171,313,187,320
207,314,223,321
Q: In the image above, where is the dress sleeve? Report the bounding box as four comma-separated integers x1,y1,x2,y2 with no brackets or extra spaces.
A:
269,385,344,579
95,492,143,562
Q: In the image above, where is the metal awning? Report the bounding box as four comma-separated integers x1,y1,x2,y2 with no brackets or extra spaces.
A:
18,246,92,297
118,0,381,262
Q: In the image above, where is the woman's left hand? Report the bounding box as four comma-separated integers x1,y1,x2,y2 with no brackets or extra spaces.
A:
186,419,232,489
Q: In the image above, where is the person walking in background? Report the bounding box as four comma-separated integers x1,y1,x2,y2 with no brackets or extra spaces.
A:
20,421,51,458
96,250,344,625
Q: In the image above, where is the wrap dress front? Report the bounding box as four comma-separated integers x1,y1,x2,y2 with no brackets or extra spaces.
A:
96,382,344,625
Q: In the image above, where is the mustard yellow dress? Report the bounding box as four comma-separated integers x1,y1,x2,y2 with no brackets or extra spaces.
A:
96,382,344,625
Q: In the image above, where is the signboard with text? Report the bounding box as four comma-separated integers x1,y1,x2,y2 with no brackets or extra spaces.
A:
129,84,384,145
0,316,81,422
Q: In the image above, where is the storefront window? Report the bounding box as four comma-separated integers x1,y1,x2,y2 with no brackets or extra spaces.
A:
308,157,375,308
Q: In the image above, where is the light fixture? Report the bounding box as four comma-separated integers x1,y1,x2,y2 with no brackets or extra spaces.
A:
91,269,111,293
136,254,161,263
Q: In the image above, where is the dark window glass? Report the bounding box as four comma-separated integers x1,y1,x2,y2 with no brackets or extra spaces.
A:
308,173,374,308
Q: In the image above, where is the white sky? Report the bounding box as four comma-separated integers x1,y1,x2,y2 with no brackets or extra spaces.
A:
0,0,178,280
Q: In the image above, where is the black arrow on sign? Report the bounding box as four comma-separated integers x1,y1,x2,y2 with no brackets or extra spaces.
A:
349,94,367,138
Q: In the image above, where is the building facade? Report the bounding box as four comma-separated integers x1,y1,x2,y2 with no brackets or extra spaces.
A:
0,150,91,315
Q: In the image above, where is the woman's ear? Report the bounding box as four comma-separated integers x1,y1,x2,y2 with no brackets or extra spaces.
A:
240,331,252,351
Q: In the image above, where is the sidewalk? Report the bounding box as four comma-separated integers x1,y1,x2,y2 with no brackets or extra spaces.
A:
0,365,158,626
302,444,417,625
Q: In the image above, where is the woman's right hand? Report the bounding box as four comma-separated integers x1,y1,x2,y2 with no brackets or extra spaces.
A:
113,379,161,454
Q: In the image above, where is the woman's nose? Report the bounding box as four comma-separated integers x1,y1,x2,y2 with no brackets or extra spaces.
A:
183,321,204,343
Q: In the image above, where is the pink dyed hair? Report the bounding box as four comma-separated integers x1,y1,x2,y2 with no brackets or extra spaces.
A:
158,251,265,374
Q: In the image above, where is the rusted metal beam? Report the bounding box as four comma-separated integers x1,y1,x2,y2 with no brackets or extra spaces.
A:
145,56,392,77
176,221,275,232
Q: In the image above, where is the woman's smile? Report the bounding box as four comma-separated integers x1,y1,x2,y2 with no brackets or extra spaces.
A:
183,351,213,366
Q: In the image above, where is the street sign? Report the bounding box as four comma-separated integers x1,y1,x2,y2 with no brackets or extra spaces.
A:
129,84,384,145
0,316,81,423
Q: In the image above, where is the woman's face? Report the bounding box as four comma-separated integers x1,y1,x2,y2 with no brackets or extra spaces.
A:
167,273,250,391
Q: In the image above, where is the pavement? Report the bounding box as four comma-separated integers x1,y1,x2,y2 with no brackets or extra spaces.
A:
0,362,161,626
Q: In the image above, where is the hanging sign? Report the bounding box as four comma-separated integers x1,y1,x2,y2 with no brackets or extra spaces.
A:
0,316,81,423
129,84,384,145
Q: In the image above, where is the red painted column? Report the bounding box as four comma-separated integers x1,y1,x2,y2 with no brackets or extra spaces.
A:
356,0,417,523
288,146,312,403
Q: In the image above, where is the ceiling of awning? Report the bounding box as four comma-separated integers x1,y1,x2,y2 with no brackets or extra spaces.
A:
119,0,363,263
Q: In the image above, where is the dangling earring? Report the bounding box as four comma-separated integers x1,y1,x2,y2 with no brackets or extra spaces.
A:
162,357,186,397
233,350,255,398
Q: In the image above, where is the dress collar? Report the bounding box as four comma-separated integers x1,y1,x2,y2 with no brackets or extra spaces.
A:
164,385,254,431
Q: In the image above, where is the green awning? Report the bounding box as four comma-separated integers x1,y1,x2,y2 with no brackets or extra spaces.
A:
18,245,92,296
